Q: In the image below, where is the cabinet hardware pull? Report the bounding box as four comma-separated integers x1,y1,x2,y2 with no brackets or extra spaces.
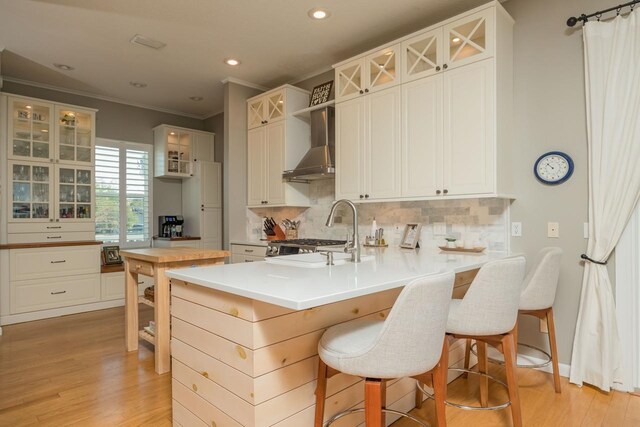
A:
443,189,448,194
365,194,369,198
46,226,62,229
55,219,60,222
49,219,54,222
244,249,254,253
359,195,364,199
50,260,66,264
436,190,441,195
436,66,441,71
50,291,67,295
245,260,253,262
365,88,369,93
443,64,448,69
47,236,62,239
137,281,144,285
359,90,364,94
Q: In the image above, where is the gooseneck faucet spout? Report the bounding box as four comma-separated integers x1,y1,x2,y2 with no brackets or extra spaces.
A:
326,199,361,263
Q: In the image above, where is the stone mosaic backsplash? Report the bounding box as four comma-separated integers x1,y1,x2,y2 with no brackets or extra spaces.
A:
246,180,510,251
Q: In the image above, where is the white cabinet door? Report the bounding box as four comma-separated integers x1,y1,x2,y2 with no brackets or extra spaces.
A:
335,58,366,103
193,132,214,163
443,59,494,195
444,8,494,70
201,161,221,208
265,89,286,124
56,165,94,222
8,97,54,162
335,98,365,200
365,86,401,200
247,98,267,129
402,28,444,83
55,106,95,166
265,122,285,205
247,128,266,206
402,75,443,197
8,161,55,223
201,208,221,241
365,44,402,93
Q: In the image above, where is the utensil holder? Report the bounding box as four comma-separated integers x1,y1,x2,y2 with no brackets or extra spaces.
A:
285,229,298,240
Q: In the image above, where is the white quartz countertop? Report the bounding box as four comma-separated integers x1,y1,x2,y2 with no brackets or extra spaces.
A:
165,247,516,310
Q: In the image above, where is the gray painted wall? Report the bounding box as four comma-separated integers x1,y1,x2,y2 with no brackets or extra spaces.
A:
2,81,205,236
502,0,613,365
223,83,262,249
203,112,224,164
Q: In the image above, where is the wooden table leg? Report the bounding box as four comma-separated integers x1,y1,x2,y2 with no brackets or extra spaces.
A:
124,259,139,352
154,266,171,374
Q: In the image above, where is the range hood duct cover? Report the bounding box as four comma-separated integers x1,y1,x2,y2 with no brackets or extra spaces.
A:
283,106,335,182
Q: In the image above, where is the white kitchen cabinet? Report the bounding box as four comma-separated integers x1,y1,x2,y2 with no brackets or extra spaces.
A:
152,239,201,248
334,2,514,201
335,44,401,103
247,88,286,130
56,165,94,222
230,243,267,264
54,105,95,165
182,161,222,250
335,86,401,201
153,125,192,178
246,85,311,208
8,97,54,161
192,131,215,163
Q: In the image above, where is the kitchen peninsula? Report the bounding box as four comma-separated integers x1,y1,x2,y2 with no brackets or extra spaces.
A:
165,248,515,427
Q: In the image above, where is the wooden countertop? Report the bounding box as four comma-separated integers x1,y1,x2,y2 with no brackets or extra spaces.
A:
119,247,230,264
0,240,103,250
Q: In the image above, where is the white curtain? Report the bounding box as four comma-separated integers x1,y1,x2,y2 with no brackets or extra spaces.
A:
570,10,640,392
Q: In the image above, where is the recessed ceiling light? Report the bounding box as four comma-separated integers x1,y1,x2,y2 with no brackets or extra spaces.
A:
129,81,148,88
189,96,204,101
308,8,330,19
224,58,240,66
452,37,461,43
53,63,75,71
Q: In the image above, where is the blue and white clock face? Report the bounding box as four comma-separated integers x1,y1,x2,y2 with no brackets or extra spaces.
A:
534,151,574,185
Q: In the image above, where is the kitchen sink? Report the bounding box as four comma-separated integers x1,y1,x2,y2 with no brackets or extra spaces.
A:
264,252,374,268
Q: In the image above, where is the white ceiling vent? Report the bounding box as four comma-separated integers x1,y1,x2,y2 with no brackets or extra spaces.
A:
130,34,166,50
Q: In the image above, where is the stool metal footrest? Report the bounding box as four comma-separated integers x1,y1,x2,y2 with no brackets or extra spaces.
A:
325,407,429,427
470,341,552,369
417,368,511,411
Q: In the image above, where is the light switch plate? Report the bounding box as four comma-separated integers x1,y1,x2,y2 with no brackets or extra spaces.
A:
548,222,559,238
511,222,522,237
433,222,446,236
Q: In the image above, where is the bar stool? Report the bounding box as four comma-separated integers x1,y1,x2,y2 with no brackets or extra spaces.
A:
418,257,526,427
465,247,563,393
314,271,455,427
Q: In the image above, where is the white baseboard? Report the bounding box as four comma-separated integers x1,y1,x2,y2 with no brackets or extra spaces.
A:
0,299,125,326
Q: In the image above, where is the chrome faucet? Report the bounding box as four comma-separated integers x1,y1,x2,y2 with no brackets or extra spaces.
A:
326,199,361,263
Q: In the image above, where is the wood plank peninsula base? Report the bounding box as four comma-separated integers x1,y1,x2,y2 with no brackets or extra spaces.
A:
169,269,478,427
120,247,229,374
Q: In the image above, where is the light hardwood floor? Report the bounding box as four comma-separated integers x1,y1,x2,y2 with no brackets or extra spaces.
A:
0,307,638,426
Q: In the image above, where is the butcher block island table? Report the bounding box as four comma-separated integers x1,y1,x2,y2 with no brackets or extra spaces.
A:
164,247,516,427
119,247,229,374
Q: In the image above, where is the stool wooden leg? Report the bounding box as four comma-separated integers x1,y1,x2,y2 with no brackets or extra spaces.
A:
365,379,384,427
433,338,449,427
476,340,489,408
314,360,328,427
463,338,471,378
502,332,523,427
415,377,424,409
546,308,562,393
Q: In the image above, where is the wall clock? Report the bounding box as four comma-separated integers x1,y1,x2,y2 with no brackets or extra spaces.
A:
534,151,574,185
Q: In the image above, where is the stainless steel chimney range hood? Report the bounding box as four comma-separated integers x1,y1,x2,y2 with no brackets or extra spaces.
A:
283,106,335,183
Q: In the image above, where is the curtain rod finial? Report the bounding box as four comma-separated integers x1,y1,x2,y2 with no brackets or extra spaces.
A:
567,16,579,27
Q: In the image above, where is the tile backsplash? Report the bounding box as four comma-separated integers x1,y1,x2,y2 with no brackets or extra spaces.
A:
247,180,510,251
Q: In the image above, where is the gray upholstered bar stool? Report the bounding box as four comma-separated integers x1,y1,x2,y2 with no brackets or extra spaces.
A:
465,247,563,393
314,271,455,427
418,257,526,427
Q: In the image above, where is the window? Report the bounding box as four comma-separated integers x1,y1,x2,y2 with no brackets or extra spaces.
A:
95,139,152,247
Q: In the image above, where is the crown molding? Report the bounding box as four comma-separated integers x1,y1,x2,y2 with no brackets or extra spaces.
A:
1,76,208,120
221,77,269,91
203,109,224,120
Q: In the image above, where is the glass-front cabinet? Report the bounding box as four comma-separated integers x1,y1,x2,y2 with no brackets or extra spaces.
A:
8,98,54,161
247,89,286,130
57,166,93,221
167,130,191,175
8,161,54,222
55,106,94,165
443,8,494,69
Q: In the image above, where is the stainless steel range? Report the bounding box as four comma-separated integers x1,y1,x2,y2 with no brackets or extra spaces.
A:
266,238,347,257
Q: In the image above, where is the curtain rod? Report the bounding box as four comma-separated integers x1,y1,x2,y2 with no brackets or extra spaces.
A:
567,0,639,26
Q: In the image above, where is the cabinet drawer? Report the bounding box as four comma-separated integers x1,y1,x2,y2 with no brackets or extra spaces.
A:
101,272,125,301
11,273,100,314
128,260,154,277
8,222,95,234
231,254,265,264
231,244,267,256
7,231,95,244
10,246,100,281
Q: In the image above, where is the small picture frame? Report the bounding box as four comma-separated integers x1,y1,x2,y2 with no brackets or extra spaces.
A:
103,245,122,265
400,224,422,249
309,81,333,107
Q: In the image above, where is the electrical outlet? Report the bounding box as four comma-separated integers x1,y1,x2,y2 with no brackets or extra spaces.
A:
540,318,549,334
548,222,560,238
433,222,446,236
583,222,589,239
511,222,522,237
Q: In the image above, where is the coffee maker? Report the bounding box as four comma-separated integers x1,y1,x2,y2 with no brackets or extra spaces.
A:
159,215,184,238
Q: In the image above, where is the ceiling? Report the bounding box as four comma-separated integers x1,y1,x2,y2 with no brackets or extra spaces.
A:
0,0,490,118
